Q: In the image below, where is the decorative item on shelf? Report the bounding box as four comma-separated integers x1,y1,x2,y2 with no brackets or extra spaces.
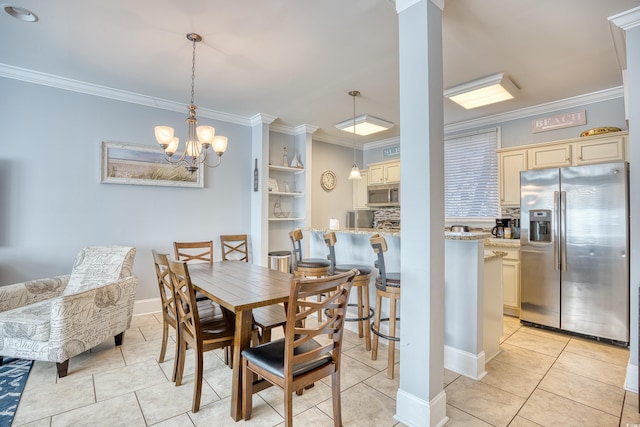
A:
273,196,290,218
282,147,288,166
579,127,622,137
290,153,303,169
154,33,228,173
253,158,259,192
321,170,337,191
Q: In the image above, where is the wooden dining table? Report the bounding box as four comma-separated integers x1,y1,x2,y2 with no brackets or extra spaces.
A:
187,261,293,421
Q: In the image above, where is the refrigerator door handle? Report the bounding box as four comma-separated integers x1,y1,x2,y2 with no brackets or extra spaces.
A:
560,190,567,272
554,190,559,271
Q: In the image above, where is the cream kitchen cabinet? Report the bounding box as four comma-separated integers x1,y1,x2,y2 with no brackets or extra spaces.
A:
367,160,400,185
498,150,527,207
527,143,573,169
352,169,368,210
574,134,626,165
486,242,520,316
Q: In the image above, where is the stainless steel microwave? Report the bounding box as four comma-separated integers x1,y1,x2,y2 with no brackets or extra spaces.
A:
367,184,400,207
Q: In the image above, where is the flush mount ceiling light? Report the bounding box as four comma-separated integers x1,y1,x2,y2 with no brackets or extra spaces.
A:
2,4,38,22
444,73,519,109
335,111,393,136
154,33,228,173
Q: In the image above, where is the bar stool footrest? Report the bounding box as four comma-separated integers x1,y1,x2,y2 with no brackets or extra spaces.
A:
371,317,400,342
324,304,374,322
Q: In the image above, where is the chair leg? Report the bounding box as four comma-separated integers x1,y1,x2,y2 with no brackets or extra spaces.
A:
242,358,253,420
363,283,372,351
284,385,293,427
371,293,382,361
192,345,204,413
356,285,364,338
114,331,125,346
387,294,397,379
56,360,69,378
171,328,180,382
175,338,187,386
331,370,342,427
159,322,169,363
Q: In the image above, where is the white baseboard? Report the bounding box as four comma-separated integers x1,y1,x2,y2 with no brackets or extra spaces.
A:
133,297,161,316
395,388,448,427
444,345,486,380
625,361,638,393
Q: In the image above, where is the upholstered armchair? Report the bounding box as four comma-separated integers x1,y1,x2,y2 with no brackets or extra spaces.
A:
0,246,137,377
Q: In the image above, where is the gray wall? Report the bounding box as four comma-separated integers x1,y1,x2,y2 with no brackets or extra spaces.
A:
311,141,357,229
0,77,252,301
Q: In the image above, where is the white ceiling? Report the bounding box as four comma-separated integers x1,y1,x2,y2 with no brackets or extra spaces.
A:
0,0,637,146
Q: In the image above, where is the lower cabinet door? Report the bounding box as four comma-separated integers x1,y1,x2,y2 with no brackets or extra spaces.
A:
502,260,520,315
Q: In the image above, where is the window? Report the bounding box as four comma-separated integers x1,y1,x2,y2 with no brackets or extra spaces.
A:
444,128,500,219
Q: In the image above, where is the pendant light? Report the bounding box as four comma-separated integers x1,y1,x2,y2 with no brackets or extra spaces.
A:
347,90,362,180
154,33,228,173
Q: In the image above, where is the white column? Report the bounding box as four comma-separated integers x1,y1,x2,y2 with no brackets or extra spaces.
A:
609,6,640,393
250,114,276,267
396,1,446,426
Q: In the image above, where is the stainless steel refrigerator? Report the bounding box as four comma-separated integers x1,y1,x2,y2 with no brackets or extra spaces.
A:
520,161,629,343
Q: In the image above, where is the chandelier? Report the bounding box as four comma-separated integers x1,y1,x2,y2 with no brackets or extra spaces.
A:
154,33,228,173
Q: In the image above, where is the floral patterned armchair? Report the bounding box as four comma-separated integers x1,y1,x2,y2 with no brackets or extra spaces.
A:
0,246,137,377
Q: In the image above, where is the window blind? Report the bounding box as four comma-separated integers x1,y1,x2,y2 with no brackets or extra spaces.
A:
444,128,500,219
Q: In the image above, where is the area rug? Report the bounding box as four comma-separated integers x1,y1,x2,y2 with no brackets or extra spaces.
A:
0,358,33,427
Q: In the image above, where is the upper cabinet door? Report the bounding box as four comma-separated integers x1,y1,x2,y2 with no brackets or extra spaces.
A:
385,161,401,183
575,135,626,165
499,150,527,207
528,144,572,169
368,165,385,185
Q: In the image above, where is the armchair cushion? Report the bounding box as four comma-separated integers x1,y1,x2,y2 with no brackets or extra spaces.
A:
64,246,136,295
0,300,51,341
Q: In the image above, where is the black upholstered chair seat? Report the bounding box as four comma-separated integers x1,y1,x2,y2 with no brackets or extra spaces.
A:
241,338,333,379
297,258,330,268
335,264,371,276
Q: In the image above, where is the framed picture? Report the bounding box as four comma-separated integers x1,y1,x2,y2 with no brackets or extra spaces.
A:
100,141,204,188
268,178,279,192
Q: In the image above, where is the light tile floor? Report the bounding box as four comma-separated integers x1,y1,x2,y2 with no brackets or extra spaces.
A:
13,314,640,426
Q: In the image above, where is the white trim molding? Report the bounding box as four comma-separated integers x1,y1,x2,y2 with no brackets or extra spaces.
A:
443,345,487,380
395,389,448,427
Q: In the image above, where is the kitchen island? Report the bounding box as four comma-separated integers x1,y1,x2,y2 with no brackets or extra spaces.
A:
305,227,503,380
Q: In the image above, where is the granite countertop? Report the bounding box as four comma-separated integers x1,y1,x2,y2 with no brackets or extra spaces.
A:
445,231,492,241
306,227,401,237
485,237,521,247
484,250,507,262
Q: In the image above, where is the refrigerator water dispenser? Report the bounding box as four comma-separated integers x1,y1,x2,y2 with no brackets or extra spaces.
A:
529,209,551,242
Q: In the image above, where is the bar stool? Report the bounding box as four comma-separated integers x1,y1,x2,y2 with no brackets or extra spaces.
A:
289,228,331,321
370,234,400,379
323,231,373,350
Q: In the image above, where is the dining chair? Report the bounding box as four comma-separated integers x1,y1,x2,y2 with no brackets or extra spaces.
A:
220,234,249,262
173,240,214,264
167,258,236,413
152,250,223,382
219,233,286,344
241,269,357,426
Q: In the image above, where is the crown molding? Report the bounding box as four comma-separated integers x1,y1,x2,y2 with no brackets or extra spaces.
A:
364,136,401,150
270,123,320,136
609,6,640,31
442,86,624,135
250,113,277,127
0,63,253,126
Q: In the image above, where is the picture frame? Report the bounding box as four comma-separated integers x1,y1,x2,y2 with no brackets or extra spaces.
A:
268,178,279,192
100,141,204,188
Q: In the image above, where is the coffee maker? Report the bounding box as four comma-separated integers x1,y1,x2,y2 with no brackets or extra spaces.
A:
491,219,505,238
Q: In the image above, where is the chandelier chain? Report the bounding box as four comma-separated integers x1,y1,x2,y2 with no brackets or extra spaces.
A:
190,37,196,106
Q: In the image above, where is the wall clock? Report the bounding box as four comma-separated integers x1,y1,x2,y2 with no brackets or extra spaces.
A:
320,170,337,191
